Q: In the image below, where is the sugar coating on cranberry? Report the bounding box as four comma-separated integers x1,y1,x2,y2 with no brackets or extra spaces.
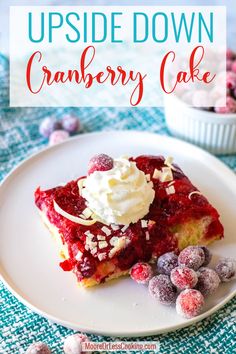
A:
49,130,70,146
63,333,88,354
148,274,177,305
226,48,234,60
39,117,62,138
61,114,80,133
201,246,212,266
25,342,51,354
215,258,236,282
232,60,236,73
176,289,204,319
170,266,198,290
88,154,114,175
178,246,205,271
227,60,233,71
157,252,178,275
214,96,236,114
226,71,236,90
130,262,153,284
196,267,220,296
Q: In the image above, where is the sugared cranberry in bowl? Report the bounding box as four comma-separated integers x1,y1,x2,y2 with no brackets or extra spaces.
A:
88,154,114,175
165,48,236,155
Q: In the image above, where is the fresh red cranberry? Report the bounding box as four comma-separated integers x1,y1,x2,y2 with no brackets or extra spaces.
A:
78,257,96,278
170,266,198,290
196,267,220,296
88,154,114,175
176,289,204,318
215,258,236,282
148,274,177,305
130,262,153,284
178,246,205,271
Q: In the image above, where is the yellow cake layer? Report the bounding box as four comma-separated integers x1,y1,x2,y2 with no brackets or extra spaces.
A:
39,210,220,288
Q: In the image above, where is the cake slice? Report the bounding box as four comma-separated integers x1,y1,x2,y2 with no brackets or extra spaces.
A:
34,155,223,287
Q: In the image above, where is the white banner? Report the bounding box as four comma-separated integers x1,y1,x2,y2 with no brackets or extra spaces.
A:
10,6,226,107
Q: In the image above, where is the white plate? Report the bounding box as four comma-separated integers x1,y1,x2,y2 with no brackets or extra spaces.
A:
0,131,236,337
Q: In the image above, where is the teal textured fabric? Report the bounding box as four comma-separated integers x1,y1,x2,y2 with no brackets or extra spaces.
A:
0,53,236,353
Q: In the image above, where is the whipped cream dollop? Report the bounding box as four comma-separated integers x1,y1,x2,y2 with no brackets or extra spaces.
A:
81,157,155,225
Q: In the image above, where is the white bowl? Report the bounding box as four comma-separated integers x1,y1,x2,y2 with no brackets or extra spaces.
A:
164,94,236,155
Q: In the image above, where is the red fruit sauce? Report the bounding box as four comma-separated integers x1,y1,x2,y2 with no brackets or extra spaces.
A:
35,155,224,282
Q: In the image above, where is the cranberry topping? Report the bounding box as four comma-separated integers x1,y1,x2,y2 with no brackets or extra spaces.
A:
60,259,74,271
35,155,224,281
77,256,97,278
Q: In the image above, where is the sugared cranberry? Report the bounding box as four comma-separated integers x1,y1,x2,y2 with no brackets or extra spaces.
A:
78,257,96,278
88,154,114,175
176,289,204,319
130,262,153,284
233,88,236,99
25,342,51,354
61,114,80,133
201,246,212,266
49,130,70,146
148,274,177,305
226,48,234,60
227,60,233,71
196,267,220,296
226,71,236,89
214,96,236,113
178,246,205,271
232,60,236,73
170,266,198,290
39,117,61,138
63,333,88,354
157,252,178,275
215,258,236,282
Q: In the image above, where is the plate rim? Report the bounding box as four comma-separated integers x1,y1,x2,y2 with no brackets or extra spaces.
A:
0,130,236,337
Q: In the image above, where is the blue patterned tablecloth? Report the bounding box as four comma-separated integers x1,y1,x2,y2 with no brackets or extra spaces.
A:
0,53,236,354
